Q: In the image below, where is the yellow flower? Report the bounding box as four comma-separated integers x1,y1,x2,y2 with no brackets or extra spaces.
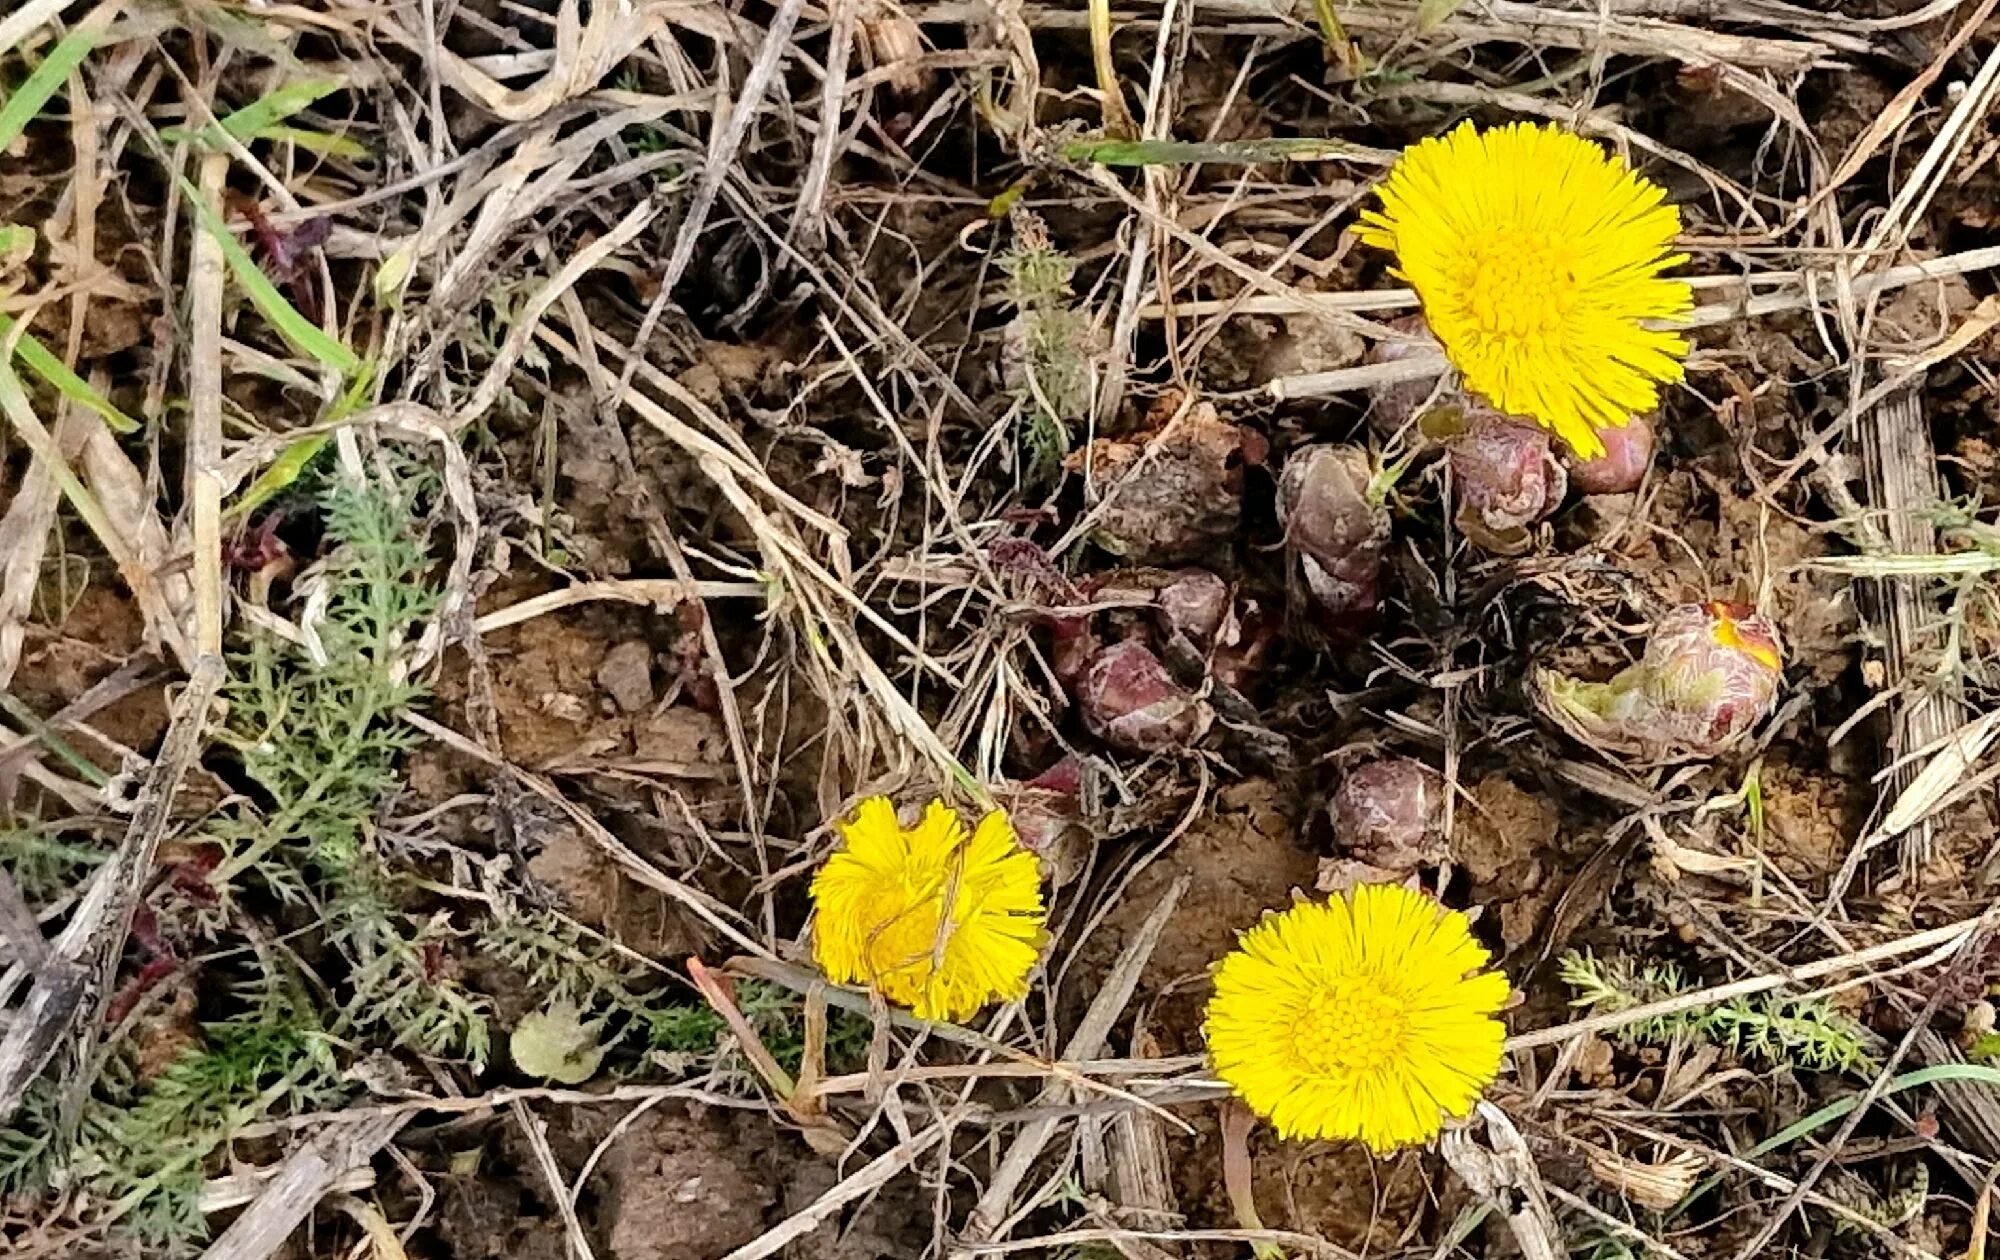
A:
810,796,1047,1022
1356,120,1693,458
1203,883,1509,1152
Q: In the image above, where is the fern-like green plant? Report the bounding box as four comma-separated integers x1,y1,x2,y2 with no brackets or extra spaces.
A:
79,988,341,1248
200,470,490,1067
24,467,479,1253
484,907,721,1070
0,819,106,905
213,473,438,887
483,907,869,1077
1560,950,1875,1074
0,1081,61,1197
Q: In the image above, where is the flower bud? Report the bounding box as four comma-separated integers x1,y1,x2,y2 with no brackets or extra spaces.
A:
1565,413,1655,495
1156,569,1231,648
1432,405,1566,554
1078,639,1213,753
1047,612,1099,689
1642,601,1784,748
1001,757,1092,887
1278,445,1390,624
1537,601,1784,759
1330,757,1447,870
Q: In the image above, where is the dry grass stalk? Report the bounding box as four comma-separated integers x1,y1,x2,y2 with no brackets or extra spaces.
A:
188,152,227,657
1584,1144,1705,1212
195,1113,407,1260
1440,1104,1559,1260
0,655,222,1123
1508,907,2000,1052
5,0,2000,1250
958,875,1192,1251
718,1122,954,1260
508,1101,599,1260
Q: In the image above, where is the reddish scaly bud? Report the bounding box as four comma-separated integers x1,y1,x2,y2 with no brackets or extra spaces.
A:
1278,445,1390,625
1363,316,1447,435
1001,756,1093,887
1156,569,1231,648
1642,601,1784,748
1537,601,1784,760
1048,612,1099,689
1565,413,1656,495
1432,406,1566,554
1078,639,1213,753
1330,757,1447,871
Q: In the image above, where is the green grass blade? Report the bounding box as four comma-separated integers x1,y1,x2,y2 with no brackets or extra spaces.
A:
217,78,342,141
0,693,109,786
0,314,139,434
0,357,130,575
0,27,97,153
229,433,330,521
176,174,359,376
228,363,373,520
1061,136,1395,168
161,79,363,154
256,125,368,159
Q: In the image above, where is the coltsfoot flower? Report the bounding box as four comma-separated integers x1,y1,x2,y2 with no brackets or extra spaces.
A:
1357,121,1693,459
1204,884,1509,1152
810,797,1047,1022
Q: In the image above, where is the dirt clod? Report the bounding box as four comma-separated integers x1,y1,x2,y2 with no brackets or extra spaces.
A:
1453,774,1558,898
1070,398,1250,563
597,640,657,713
600,1107,776,1260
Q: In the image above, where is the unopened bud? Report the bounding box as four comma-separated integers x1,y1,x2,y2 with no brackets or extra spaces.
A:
1565,413,1655,495
1278,445,1390,623
1078,640,1213,753
1537,601,1784,759
1330,757,1446,870
1432,405,1566,553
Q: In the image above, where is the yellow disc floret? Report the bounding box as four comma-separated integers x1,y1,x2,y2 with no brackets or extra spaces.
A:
1357,121,1693,458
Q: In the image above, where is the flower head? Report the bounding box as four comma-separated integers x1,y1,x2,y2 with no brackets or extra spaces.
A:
1640,600,1783,745
1330,757,1446,871
1078,639,1213,753
1357,121,1693,458
1564,409,1657,494
1204,884,1508,1152
810,797,1047,1022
